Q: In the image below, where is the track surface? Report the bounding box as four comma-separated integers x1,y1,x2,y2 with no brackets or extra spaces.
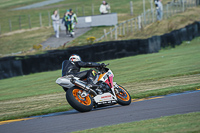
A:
41,28,91,49
1,91,200,133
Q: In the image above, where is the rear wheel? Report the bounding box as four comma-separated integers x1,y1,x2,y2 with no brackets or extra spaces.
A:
115,84,131,105
66,87,93,112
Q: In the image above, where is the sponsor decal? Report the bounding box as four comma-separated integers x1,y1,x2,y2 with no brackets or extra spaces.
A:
101,95,111,99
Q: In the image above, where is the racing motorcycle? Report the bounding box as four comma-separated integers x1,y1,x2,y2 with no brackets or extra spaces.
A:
56,64,131,112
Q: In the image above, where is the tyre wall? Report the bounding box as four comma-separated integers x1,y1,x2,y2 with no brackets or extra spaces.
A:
0,21,200,80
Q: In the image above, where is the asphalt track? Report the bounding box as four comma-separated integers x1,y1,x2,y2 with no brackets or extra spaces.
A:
41,28,91,49
0,91,200,133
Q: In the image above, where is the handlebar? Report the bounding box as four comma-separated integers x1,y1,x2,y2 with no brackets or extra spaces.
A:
103,63,109,67
95,63,109,72
106,63,109,66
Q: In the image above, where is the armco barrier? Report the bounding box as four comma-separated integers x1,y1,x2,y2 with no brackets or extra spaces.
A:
0,58,23,79
0,21,200,80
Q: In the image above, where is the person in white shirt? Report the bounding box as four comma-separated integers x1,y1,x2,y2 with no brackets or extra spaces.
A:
51,10,60,38
99,1,110,14
155,0,163,21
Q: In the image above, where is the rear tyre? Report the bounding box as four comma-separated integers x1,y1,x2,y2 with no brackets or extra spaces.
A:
115,84,131,105
66,87,93,112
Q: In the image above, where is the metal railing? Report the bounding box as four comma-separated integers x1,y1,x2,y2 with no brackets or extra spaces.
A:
96,0,199,42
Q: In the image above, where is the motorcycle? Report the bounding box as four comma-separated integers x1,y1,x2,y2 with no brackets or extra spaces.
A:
56,64,131,112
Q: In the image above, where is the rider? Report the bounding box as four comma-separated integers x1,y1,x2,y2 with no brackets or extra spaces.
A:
65,9,77,36
62,54,104,88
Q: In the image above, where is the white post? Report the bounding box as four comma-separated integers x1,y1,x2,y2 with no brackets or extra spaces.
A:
130,1,134,16
143,0,146,25
119,24,121,35
166,4,169,19
123,23,125,35
182,0,185,12
152,8,155,23
126,21,129,34
104,29,107,40
115,25,118,40
138,15,141,30
131,19,133,33
134,18,137,31
110,28,113,40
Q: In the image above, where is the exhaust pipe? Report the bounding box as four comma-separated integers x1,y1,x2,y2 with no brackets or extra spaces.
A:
73,79,97,96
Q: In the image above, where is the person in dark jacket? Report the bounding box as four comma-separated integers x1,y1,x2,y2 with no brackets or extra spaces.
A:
62,10,70,35
62,54,104,88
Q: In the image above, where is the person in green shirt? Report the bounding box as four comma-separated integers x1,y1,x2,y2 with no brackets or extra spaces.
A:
65,9,78,37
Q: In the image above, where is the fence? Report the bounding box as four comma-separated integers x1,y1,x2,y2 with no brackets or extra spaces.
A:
0,12,52,34
0,2,111,35
0,20,200,80
0,0,199,35
96,0,200,42
0,0,172,35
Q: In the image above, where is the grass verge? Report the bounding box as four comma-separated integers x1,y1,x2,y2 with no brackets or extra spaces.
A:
73,112,200,133
0,36,200,121
0,0,177,56
0,27,53,56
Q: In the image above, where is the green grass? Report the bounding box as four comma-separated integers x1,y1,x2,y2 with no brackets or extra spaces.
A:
0,70,61,101
0,0,173,34
132,83,200,99
0,0,136,33
73,112,200,133
0,36,200,121
1,3,199,56
0,27,53,55
0,0,145,55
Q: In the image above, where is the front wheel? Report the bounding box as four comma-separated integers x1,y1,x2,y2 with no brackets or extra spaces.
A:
115,84,131,105
66,87,93,112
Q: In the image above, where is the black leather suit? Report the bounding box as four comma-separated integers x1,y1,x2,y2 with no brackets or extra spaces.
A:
62,60,101,84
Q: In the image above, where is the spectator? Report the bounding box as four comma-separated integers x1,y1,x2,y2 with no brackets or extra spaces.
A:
155,0,163,21
51,10,60,38
99,1,111,14
154,0,158,8
62,10,70,35
65,9,78,37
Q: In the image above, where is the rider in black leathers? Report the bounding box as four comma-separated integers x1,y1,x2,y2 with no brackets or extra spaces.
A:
62,54,104,88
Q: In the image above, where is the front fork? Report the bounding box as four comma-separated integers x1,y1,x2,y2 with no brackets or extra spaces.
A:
111,82,119,100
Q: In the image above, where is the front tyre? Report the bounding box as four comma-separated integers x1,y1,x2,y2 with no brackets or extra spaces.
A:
66,87,93,112
115,85,131,105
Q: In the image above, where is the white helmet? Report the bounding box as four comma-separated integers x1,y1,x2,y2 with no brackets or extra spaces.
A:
69,54,81,62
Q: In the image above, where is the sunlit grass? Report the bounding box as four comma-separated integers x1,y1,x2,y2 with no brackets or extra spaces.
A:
74,112,200,133
0,37,200,121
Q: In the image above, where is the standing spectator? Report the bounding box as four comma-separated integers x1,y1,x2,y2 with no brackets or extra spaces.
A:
65,9,78,37
99,1,111,14
154,0,158,9
51,10,60,38
155,0,163,21
62,10,70,35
